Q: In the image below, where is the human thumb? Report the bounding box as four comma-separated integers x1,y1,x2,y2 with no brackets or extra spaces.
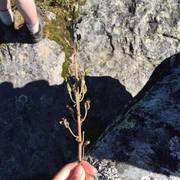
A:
71,165,85,180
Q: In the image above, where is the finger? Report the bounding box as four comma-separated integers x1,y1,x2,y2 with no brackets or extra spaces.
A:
85,173,96,180
82,161,97,175
70,165,85,180
53,162,78,180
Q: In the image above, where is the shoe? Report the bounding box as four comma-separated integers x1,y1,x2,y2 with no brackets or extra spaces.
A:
29,21,43,43
28,7,44,43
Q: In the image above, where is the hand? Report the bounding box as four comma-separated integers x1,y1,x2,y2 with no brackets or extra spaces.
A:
53,160,97,180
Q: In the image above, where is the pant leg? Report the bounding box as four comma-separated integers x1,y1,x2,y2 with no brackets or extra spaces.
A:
0,0,11,10
16,0,38,25
0,0,14,25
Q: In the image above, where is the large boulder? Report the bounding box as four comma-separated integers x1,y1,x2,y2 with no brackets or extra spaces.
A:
0,80,76,179
0,39,132,179
77,0,180,96
0,39,74,179
0,39,65,87
87,54,180,179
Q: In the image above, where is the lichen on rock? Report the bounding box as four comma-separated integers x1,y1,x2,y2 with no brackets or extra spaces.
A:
87,54,180,180
77,0,180,96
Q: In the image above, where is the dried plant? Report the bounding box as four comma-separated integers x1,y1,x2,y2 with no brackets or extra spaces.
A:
60,43,91,162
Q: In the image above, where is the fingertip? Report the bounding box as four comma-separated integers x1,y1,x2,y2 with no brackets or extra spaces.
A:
53,162,78,180
82,161,97,174
85,174,97,180
72,165,85,180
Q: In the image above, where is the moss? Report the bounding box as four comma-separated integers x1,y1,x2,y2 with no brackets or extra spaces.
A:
43,6,73,56
1,0,83,55
118,115,136,130
12,2,74,57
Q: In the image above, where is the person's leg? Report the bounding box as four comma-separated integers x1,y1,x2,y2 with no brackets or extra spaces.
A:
0,0,14,26
0,0,11,10
16,0,39,34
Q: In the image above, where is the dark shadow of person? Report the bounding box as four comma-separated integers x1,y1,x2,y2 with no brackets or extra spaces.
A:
0,21,36,44
88,53,180,179
0,77,132,179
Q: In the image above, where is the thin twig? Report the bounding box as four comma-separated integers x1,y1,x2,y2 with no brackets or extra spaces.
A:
69,91,76,104
67,105,76,122
82,131,85,159
67,126,78,139
81,104,88,124
59,118,78,138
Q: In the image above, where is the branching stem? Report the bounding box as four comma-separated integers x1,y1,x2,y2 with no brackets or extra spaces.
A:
75,91,83,162
68,126,78,139
61,0,91,163
59,118,78,139
81,105,88,124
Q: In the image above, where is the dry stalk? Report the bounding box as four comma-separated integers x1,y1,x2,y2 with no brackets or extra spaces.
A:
59,0,91,164
60,44,90,162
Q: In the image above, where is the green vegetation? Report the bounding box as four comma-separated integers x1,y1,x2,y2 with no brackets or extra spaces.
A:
36,1,74,56
37,0,86,7
36,0,86,60
43,6,73,57
3,0,85,57
37,0,68,6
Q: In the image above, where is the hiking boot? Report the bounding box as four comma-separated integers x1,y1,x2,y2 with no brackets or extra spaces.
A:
29,21,43,43
29,7,44,43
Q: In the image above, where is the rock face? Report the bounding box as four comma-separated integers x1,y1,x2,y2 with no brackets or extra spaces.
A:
77,0,180,96
0,39,73,179
87,54,180,180
0,80,76,179
0,38,65,87
0,1,179,178
0,39,132,179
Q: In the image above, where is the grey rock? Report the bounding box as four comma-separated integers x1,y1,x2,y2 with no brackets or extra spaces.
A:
87,54,180,180
0,38,132,179
77,0,180,96
0,38,65,87
169,136,180,161
46,11,57,21
0,80,76,180
0,39,74,179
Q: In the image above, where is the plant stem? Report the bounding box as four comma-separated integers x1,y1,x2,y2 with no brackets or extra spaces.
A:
75,91,83,162
74,46,83,162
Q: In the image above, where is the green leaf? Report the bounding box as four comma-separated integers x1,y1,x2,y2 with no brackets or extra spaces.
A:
67,81,72,96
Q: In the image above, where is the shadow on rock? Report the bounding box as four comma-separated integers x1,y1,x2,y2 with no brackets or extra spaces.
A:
0,77,132,179
85,76,133,142
88,53,180,179
0,22,35,44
